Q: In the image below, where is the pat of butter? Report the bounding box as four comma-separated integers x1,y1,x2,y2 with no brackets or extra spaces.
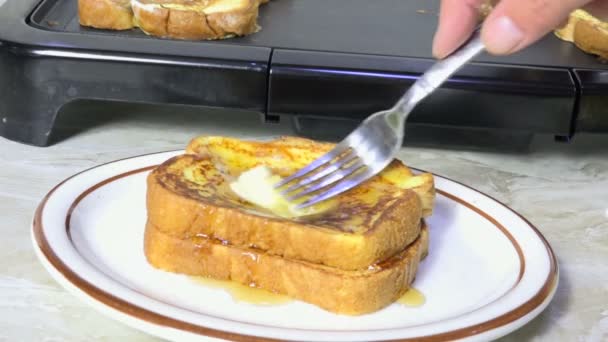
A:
230,165,305,218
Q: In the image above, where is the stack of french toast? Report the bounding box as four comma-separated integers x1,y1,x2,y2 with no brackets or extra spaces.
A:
78,0,269,40
144,136,436,315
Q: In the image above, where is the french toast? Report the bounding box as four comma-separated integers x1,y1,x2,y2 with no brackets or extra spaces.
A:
131,0,261,40
144,220,429,315
78,0,268,40
78,0,135,30
146,136,435,271
185,136,436,217
555,9,608,60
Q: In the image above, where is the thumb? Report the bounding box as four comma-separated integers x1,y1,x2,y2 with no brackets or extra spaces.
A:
481,0,595,55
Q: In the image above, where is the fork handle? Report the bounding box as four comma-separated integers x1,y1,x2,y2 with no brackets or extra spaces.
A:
393,29,485,118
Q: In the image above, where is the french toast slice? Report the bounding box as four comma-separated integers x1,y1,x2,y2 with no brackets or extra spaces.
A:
146,136,435,271
555,9,608,60
185,136,436,217
144,220,429,315
78,0,135,30
131,0,262,40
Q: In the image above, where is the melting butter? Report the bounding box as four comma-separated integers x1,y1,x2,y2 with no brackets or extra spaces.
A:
397,288,425,307
191,276,292,306
229,165,317,218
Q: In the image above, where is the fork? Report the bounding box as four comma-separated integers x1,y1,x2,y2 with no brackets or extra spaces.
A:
276,29,486,209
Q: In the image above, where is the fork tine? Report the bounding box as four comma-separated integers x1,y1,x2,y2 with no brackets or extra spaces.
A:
288,159,365,201
281,151,358,194
275,143,350,188
296,167,376,209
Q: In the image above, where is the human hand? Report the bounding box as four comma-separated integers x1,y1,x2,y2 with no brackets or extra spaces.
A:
432,0,608,58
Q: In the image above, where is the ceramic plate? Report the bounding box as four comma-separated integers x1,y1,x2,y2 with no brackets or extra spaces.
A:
31,150,558,342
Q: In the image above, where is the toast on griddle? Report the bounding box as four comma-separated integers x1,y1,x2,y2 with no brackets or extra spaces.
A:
78,0,268,40
555,9,608,60
78,0,135,30
132,0,261,40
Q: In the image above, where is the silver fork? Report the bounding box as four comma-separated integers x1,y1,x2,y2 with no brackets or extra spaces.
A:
276,30,486,208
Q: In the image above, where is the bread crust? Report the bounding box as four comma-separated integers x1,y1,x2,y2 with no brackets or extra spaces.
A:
131,3,170,37
572,18,608,59
555,9,608,60
206,1,260,38
131,0,260,40
144,221,429,315
146,136,434,270
146,164,423,271
79,0,266,39
78,0,135,30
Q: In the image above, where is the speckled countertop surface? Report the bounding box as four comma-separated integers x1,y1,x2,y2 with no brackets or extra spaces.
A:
1,103,607,341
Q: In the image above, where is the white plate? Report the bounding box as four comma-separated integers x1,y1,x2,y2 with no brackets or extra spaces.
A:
31,150,558,342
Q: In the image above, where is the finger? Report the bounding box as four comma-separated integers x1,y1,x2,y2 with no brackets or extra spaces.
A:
481,0,596,55
433,0,486,59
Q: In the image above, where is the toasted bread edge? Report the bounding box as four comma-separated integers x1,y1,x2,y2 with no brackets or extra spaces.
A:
78,0,135,30
131,0,261,40
146,164,423,271
144,220,429,315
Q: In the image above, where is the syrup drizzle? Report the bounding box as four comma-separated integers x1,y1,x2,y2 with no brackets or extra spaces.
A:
397,288,426,307
191,277,425,308
191,276,292,306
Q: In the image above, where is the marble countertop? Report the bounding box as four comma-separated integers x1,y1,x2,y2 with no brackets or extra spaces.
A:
1,102,607,341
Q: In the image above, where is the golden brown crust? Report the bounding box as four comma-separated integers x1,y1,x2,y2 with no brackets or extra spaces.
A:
184,135,436,217
572,19,608,59
79,0,265,39
555,9,608,60
146,167,423,271
167,9,218,40
132,3,170,37
144,221,429,315
145,136,434,270
206,3,260,38
131,0,261,40
78,0,135,30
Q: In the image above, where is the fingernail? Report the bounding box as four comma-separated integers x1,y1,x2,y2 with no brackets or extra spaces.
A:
484,16,524,55
432,45,445,59
432,33,447,59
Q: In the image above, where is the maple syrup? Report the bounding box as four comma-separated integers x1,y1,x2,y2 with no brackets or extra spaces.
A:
396,288,425,307
191,276,292,306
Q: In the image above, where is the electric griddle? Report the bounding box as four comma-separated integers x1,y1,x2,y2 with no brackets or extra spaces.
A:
1,0,606,147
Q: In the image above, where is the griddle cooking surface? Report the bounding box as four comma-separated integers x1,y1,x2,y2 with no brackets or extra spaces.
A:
30,0,603,69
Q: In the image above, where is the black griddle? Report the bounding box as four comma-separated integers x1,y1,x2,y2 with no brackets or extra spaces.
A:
1,0,607,147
